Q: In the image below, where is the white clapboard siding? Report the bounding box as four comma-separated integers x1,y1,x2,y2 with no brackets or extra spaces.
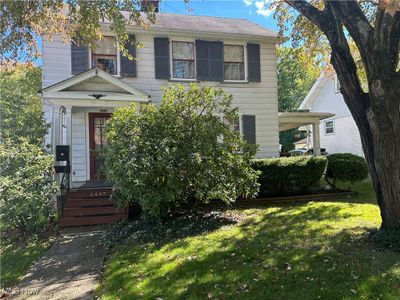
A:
43,31,279,181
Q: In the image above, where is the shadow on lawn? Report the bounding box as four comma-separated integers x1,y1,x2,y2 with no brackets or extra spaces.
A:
99,201,400,300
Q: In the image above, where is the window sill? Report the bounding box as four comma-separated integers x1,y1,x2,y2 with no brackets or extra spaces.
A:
168,78,199,83
222,80,249,84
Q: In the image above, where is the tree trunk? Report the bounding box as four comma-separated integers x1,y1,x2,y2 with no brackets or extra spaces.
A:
328,30,400,229
364,82,400,229
343,76,400,229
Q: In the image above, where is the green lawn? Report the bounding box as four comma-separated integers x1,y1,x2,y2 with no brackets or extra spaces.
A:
97,180,400,299
0,236,53,288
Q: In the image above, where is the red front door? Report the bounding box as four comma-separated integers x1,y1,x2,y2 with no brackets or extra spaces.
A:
89,113,112,180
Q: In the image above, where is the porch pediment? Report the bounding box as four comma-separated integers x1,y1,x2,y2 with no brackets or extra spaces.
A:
41,68,150,107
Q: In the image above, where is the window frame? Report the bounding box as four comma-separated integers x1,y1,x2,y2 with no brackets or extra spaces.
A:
223,43,247,83
89,36,121,76
169,40,197,81
325,119,335,135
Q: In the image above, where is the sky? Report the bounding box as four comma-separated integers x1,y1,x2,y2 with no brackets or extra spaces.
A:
160,0,277,29
34,0,277,65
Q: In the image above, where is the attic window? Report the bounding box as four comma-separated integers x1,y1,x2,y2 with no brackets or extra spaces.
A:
92,37,117,75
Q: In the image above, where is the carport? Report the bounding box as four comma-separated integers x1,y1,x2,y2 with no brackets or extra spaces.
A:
278,112,334,155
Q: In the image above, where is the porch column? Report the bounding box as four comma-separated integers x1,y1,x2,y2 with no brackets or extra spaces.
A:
65,106,73,187
52,105,61,154
312,121,321,156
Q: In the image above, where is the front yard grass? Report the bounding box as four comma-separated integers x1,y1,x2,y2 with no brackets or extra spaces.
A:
0,235,53,288
97,181,400,299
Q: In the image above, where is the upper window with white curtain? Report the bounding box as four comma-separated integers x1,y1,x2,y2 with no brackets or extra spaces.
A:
92,36,117,75
172,41,195,79
224,45,245,81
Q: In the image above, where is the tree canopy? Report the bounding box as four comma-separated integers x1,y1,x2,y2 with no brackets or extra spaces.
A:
0,63,48,146
0,0,156,61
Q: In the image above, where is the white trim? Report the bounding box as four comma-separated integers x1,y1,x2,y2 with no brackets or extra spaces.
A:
278,111,335,132
324,119,335,135
42,68,151,102
85,111,90,181
299,73,326,109
170,40,196,81
334,75,341,93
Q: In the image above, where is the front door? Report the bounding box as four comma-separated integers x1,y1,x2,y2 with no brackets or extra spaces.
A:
89,113,112,180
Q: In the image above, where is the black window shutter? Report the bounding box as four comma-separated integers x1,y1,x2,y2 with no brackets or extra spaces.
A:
196,40,223,81
154,37,170,79
71,42,89,75
209,41,224,81
247,43,261,82
242,115,256,144
120,34,137,77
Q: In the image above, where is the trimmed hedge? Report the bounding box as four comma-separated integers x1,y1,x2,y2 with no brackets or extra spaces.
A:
325,153,368,189
253,156,328,195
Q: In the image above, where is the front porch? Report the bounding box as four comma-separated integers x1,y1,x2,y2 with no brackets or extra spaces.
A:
278,111,335,155
41,68,151,188
41,68,150,226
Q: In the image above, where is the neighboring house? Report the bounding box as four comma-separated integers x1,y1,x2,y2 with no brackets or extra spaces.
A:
299,72,364,157
294,138,309,150
41,10,279,190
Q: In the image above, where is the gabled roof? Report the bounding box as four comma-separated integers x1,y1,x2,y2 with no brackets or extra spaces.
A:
152,13,276,38
41,68,151,106
41,68,150,106
299,72,335,109
120,12,276,38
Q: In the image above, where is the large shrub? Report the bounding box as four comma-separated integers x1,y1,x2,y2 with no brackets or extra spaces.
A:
0,140,57,233
325,153,369,190
103,84,259,218
253,156,327,195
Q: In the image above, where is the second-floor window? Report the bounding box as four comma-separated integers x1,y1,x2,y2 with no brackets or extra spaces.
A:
172,41,195,79
92,37,117,75
224,45,245,81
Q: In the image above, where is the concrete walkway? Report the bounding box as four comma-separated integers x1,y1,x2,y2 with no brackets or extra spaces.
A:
10,228,106,300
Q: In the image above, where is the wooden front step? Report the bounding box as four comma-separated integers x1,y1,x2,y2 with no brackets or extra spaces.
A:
60,188,128,227
64,198,115,208
67,189,112,199
63,206,127,218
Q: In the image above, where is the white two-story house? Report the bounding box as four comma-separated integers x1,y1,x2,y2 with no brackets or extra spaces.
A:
41,12,279,189
299,72,364,156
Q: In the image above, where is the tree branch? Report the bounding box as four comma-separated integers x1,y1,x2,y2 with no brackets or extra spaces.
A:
327,0,374,74
374,2,400,72
284,0,327,28
329,0,373,45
